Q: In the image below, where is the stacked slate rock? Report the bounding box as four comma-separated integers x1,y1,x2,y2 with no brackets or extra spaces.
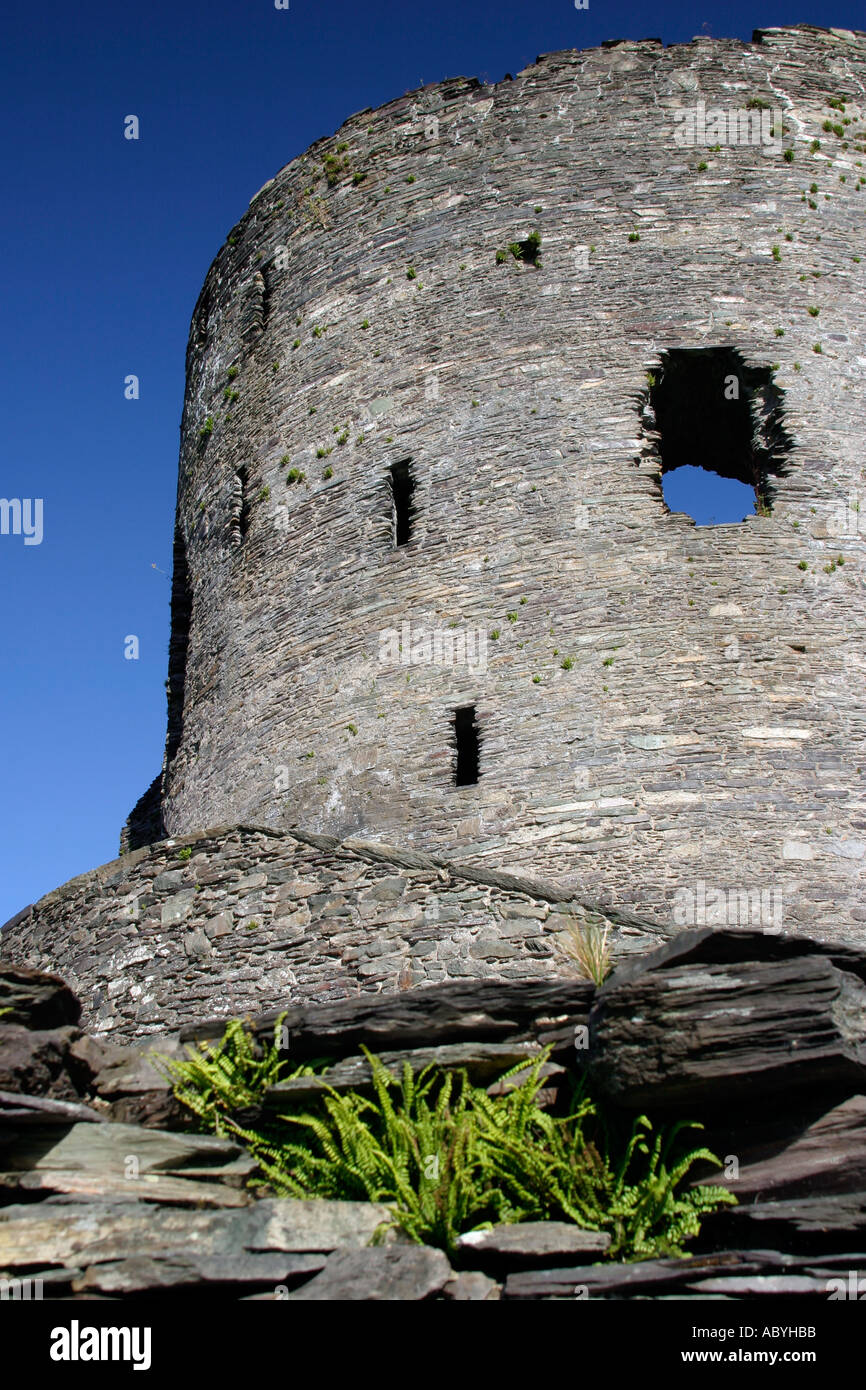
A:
1,926,865,1300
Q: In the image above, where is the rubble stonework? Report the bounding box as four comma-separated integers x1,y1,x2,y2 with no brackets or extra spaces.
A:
0,825,667,1039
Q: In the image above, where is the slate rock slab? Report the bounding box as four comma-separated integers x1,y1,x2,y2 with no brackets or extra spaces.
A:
699,1095,866,1200
0,1089,104,1126
687,1274,836,1296
589,953,866,1108
90,1039,184,1097
609,927,866,989
72,1251,326,1295
67,1033,132,1083
0,1024,82,1100
188,977,595,1058
248,1197,401,1253
706,1192,866,1250
0,965,81,1028
442,1270,501,1300
286,1245,452,1301
503,1250,796,1300
102,1090,195,1131
264,1042,551,1107
0,1169,252,1208
457,1221,611,1266
0,1197,397,1271
0,1120,256,1180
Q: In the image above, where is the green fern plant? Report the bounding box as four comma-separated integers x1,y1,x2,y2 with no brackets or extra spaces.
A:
165,1021,735,1259
156,1013,314,1134
263,1052,512,1249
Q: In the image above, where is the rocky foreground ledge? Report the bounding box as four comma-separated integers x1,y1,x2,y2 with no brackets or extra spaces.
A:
1,926,865,1300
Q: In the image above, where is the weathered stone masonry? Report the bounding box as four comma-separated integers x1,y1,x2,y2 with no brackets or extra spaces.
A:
1,826,667,1040
145,25,863,937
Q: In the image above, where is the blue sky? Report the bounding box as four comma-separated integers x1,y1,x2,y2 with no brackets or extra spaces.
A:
1,0,861,926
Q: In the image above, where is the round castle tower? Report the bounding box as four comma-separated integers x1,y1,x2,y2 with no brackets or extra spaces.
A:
140,25,866,939
4,25,866,1040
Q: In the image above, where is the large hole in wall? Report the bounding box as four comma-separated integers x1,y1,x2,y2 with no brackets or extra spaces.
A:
165,527,192,767
452,705,480,786
389,458,416,546
642,348,791,524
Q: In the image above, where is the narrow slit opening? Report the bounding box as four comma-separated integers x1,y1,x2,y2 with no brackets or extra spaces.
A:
453,705,480,786
389,458,415,546
231,467,250,547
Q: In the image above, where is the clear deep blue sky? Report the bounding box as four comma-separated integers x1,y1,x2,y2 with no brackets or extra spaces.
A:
1,0,860,926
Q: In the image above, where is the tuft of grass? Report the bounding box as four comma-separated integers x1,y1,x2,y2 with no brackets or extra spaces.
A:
561,916,612,985
496,230,542,267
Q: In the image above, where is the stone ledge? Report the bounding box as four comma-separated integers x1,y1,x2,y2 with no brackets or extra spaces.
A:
2,820,671,944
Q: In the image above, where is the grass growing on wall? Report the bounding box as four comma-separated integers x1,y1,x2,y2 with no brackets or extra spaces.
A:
160,1015,735,1260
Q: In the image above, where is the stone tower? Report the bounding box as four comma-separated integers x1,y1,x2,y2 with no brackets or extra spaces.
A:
130,24,866,940
4,26,865,1040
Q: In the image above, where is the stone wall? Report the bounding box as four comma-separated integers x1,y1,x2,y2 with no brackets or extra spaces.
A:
0,825,667,1041
128,25,865,941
